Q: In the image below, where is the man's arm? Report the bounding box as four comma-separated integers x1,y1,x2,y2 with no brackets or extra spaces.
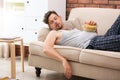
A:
43,30,72,79
43,30,66,61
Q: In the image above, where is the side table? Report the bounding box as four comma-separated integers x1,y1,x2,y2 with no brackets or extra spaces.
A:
0,37,24,79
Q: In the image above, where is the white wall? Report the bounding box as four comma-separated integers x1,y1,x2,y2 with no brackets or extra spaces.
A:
0,8,4,36
2,0,66,43
48,0,66,21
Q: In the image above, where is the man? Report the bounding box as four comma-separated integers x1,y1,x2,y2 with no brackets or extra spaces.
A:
43,11,120,79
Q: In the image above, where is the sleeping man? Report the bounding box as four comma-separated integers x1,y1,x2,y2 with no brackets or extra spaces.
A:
43,10,120,79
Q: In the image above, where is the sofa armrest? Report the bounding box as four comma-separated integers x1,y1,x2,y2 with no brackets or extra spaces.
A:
29,41,82,62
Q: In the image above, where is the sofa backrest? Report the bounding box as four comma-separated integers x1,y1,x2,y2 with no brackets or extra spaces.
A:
68,8,120,35
38,8,120,41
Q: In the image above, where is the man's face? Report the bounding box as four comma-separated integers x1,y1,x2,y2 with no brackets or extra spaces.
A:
48,13,63,30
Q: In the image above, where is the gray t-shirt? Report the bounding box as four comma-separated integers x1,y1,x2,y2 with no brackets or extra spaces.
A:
58,28,97,48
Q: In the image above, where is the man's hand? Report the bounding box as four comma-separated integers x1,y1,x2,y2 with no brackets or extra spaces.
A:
85,20,97,26
84,20,97,33
62,60,72,79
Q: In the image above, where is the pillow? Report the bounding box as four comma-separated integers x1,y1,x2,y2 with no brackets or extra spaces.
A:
63,20,74,30
70,18,81,30
63,18,82,30
37,28,50,41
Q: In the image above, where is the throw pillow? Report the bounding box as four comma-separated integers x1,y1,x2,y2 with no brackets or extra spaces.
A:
70,18,81,30
37,28,50,41
63,20,74,30
63,18,82,30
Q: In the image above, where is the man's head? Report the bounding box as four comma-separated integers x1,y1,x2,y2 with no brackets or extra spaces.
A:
43,11,63,30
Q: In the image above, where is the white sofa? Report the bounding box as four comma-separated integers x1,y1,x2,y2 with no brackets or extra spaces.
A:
28,8,120,80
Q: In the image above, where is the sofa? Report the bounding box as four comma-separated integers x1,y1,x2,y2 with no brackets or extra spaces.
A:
28,8,120,80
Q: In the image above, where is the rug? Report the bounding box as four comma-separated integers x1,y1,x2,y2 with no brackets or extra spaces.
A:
0,77,19,80
0,77,9,80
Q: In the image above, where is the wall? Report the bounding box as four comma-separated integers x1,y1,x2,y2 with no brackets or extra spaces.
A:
66,0,120,19
0,0,3,36
0,0,3,8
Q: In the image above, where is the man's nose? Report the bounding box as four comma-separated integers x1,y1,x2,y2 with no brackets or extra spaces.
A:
54,21,56,23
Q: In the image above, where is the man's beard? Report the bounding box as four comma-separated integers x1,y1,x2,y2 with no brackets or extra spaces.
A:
58,25,62,30
56,24,63,30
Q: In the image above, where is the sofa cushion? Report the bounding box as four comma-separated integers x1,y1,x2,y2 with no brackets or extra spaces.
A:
29,41,82,62
79,49,120,70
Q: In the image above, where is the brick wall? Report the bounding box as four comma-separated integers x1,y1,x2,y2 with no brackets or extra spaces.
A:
66,0,120,19
15,45,29,57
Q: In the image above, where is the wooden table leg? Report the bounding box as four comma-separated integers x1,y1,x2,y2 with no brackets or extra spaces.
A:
10,43,16,78
20,39,24,72
0,38,24,79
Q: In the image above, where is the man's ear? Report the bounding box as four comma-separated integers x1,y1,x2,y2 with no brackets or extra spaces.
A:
58,15,62,19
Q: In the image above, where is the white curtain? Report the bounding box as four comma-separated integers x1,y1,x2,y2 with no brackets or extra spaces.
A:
0,43,9,58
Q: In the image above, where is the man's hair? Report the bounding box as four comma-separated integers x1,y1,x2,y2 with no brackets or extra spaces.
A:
43,10,58,24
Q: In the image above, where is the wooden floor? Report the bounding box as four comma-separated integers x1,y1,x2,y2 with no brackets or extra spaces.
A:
0,58,94,80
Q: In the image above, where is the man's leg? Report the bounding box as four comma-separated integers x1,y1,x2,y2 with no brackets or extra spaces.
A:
104,15,120,36
87,15,120,51
88,35,120,52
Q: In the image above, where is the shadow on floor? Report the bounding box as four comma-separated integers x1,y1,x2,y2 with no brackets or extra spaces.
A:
70,75,95,80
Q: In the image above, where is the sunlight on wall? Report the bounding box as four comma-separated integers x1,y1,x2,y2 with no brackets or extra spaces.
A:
0,8,4,36
3,1,24,36
5,2,24,16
